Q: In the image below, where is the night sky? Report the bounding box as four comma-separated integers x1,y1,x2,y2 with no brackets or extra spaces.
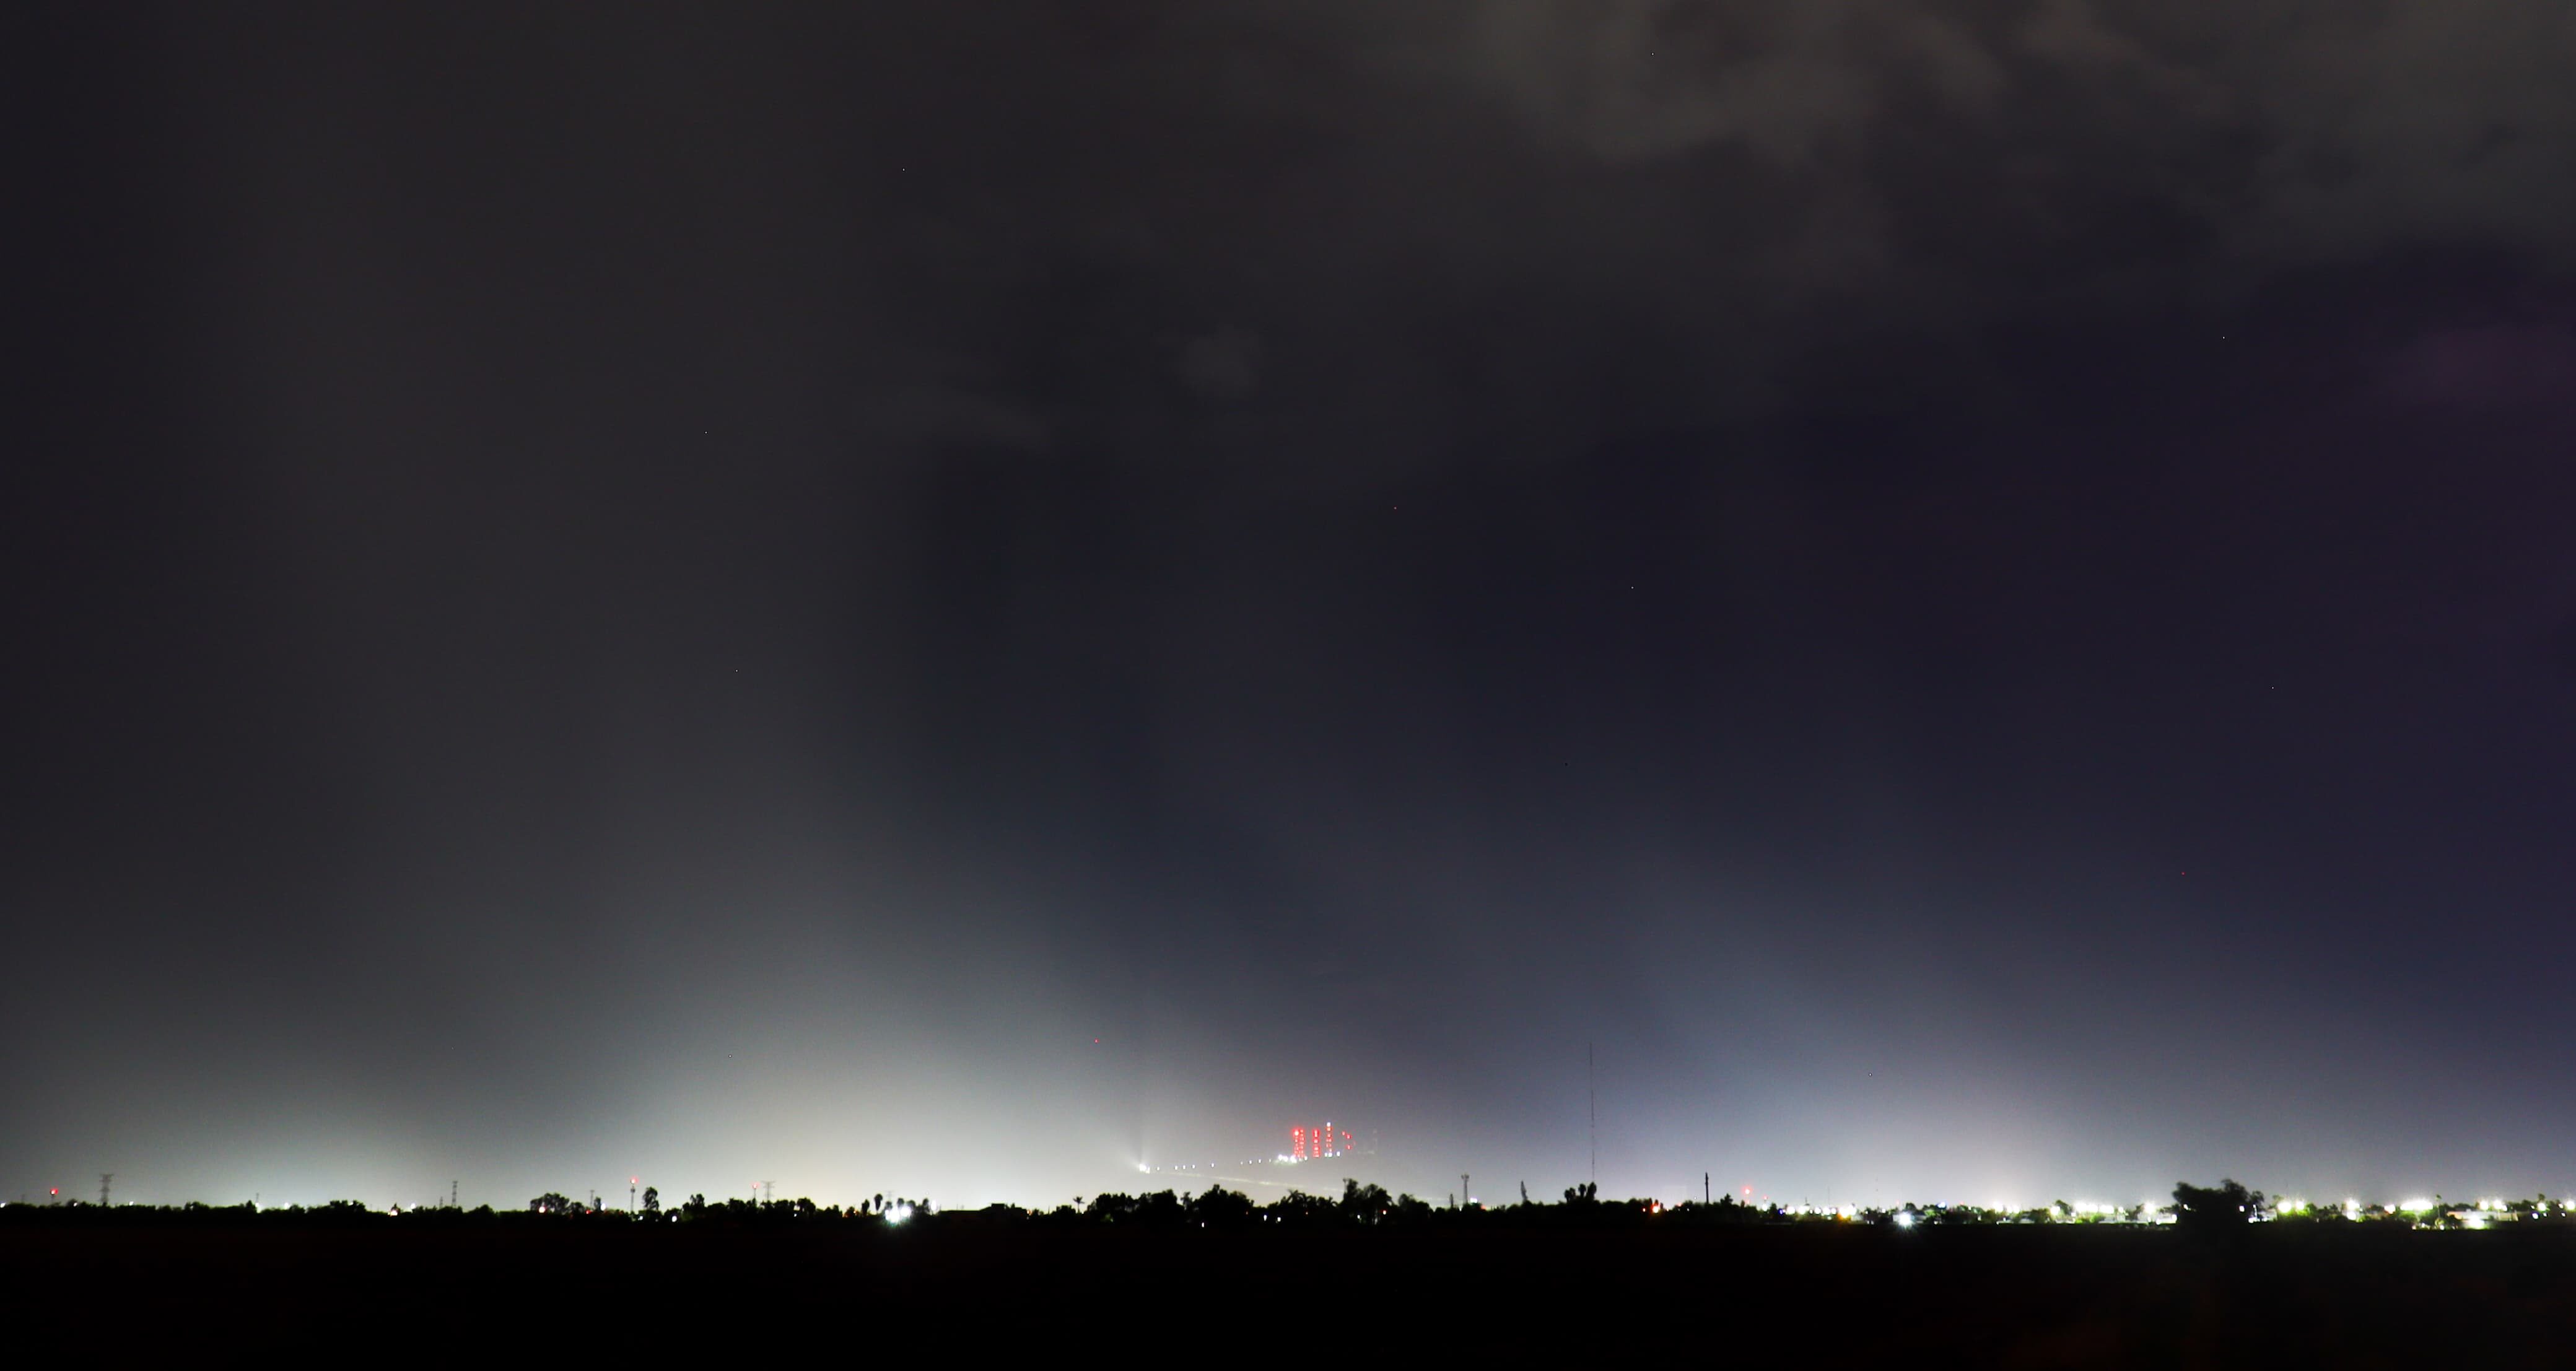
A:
10,3,2576,1213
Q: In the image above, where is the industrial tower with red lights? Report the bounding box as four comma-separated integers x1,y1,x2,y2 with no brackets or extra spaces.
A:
1290,1123,1355,1160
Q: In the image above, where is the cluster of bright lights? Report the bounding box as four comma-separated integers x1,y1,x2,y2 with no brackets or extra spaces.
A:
2062,1193,2576,1227
1289,1122,1355,1161
1710,1193,2576,1229
1869,1201,2181,1224
1138,1157,1298,1173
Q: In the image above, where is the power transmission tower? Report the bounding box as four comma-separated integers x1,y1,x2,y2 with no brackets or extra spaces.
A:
100,1174,113,1207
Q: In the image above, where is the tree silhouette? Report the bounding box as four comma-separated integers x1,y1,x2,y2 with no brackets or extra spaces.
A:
1084,1191,1183,1226
1339,1179,1392,1225
1265,1190,1337,1229
1188,1185,1257,1230
2172,1179,2263,1238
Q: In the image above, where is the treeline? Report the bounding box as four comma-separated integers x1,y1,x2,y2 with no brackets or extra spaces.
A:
0,1182,1796,1230
1047,1180,1779,1230
10,1180,2562,1234
0,1199,469,1229
0,1194,933,1229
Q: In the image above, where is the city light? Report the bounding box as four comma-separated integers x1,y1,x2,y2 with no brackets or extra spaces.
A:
1285,1121,1363,1162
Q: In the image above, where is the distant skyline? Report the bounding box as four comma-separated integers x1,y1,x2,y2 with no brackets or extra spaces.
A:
9,4,2576,1213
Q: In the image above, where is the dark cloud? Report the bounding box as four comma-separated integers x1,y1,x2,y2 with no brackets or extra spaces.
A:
1176,327,1264,402
842,0,2576,473
2386,321,2576,408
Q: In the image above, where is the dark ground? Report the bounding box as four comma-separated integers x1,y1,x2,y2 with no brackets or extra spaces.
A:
9,1221,2576,1364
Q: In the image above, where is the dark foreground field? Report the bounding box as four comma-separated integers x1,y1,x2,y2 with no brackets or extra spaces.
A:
10,1219,2576,1364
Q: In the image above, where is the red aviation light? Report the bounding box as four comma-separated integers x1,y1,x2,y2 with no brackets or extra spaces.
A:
1290,1121,1357,1160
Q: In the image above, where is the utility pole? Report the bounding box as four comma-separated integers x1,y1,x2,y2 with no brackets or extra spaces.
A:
1705,1172,1711,1206
99,1174,113,1207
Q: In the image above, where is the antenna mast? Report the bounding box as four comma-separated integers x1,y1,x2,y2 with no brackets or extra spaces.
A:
1587,1042,1597,1188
